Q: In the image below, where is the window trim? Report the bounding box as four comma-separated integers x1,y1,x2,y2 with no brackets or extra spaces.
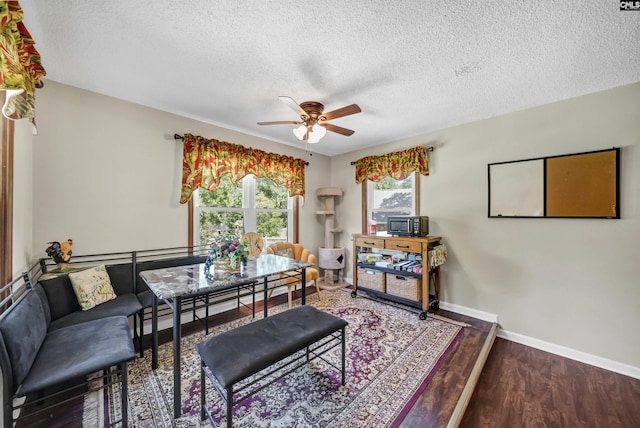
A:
1,90,14,286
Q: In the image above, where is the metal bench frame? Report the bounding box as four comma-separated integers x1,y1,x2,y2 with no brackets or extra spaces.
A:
197,308,347,427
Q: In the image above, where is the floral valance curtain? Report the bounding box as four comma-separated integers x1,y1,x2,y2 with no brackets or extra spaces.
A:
354,146,429,183
180,133,306,204
0,1,46,130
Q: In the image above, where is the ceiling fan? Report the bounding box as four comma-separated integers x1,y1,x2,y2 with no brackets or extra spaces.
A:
257,96,361,144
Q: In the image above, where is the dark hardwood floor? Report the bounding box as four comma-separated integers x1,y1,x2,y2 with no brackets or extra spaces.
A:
399,309,496,428
460,337,640,428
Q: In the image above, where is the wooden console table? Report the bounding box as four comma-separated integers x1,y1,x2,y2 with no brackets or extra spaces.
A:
352,234,443,319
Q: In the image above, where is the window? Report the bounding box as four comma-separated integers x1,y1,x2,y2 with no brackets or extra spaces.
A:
364,173,418,234
193,175,294,250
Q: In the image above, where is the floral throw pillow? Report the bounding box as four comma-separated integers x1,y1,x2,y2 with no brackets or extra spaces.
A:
275,248,294,259
69,265,117,311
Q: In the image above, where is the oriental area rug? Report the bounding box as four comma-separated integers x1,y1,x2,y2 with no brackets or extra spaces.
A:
91,289,463,427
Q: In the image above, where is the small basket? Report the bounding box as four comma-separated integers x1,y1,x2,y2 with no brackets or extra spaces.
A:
386,274,421,301
356,267,385,292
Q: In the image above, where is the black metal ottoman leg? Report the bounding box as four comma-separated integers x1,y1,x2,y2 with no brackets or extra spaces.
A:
121,362,129,428
200,360,207,421
341,326,346,386
227,386,234,428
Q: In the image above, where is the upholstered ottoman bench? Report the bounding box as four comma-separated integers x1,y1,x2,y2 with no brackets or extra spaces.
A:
195,305,348,427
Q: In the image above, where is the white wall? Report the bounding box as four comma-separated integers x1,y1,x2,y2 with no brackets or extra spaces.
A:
31,81,329,257
331,82,640,370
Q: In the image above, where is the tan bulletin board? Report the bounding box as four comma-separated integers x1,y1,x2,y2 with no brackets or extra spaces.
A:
546,150,618,218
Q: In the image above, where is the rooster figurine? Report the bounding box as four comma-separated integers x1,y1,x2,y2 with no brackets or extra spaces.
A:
45,239,73,271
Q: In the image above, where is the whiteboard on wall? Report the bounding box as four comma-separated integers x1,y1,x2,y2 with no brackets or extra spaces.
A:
488,159,544,217
488,148,620,219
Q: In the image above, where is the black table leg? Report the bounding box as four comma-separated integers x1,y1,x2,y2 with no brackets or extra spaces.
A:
152,294,158,370
301,267,307,306
173,296,182,418
341,326,346,385
263,277,268,318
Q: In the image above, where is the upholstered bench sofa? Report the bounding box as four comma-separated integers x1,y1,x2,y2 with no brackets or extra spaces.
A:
31,246,210,356
0,274,135,428
2,244,323,426
35,263,143,332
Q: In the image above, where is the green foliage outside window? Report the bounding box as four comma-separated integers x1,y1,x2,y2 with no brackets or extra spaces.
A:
255,177,289,240
198,176,289,245
256,177,288,209
199,177,243,207
373,176,412,190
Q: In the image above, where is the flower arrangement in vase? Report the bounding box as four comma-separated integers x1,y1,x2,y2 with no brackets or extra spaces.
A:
205,232,250,272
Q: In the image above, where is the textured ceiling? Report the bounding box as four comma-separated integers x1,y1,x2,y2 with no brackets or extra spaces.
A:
20,0,640,156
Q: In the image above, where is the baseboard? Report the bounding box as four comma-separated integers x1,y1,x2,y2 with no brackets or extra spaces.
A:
342,285,499,323
498,329,640,380
439,301,499,323
436,301,639,379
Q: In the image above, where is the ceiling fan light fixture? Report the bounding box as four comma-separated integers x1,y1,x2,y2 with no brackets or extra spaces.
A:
307,133,322,144
311,124,326,138
259,96,361,143
306,123,326,144
293,125,307,140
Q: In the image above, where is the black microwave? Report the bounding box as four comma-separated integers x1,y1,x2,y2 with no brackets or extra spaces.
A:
387,216,429,237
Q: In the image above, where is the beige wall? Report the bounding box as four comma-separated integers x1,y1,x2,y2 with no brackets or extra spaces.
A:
12,80,640,373
331,82,640,370
27,81,329,256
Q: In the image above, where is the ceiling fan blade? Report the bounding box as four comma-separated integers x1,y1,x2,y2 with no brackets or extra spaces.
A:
321,104,361,121
321,123,355,136
257,120,303,125
278,96,308,118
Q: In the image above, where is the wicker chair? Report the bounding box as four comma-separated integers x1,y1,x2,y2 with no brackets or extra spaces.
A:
266,242,322,308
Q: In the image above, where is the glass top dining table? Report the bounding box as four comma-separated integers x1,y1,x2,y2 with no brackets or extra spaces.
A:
138,254,312,418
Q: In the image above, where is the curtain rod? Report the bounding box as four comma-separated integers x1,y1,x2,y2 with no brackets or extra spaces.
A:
174,134,309,166
349,146,434,165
